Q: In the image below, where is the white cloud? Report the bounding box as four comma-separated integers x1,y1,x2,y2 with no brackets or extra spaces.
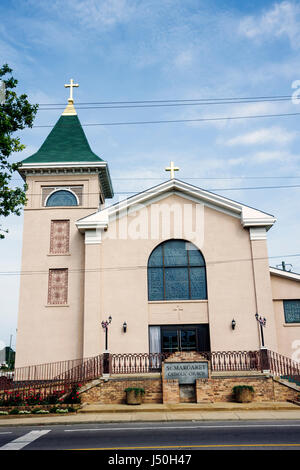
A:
27,0,137,31
227,150,300,168
239,1,300,49
252,150,297,163
225,127,297,146
227,157,246,166
71,0,136,28
182,99,293,130
173,50,194,68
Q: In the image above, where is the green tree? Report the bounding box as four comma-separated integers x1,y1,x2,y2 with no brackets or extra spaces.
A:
0,64,38,238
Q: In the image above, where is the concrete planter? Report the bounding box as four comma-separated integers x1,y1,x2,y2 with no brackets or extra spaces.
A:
125,389,144,405
234,388,254,403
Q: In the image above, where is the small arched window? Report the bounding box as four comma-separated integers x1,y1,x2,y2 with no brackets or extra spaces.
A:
148,239,207,301
46,190,78,207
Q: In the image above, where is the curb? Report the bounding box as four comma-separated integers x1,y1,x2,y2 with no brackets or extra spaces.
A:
1,406,300,427
1,412,300,427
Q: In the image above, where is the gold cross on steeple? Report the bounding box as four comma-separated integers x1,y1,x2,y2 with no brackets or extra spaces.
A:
64,78,79,103
165,161,179,179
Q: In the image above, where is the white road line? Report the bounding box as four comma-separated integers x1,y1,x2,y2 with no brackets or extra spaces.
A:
0,430,51,450
0,432,12,435
64,424,300,432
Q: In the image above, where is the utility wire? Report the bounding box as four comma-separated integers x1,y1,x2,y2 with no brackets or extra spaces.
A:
9,176,300,181
9,176,300,182
91,176,300,180
0,254,299,276
17,184,300,195
0,259,299,276
37,97,293,111
37,94,294,107
31,111,300,128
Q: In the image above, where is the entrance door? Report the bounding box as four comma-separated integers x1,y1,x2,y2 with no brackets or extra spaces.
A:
162,329,178,353
160,325,210,353
180,329,197,351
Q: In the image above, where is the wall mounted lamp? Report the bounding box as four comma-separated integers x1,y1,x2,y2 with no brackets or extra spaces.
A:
231,319,236,330
123,322,127,333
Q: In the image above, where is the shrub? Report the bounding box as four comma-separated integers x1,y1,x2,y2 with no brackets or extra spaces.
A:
125,387,145,396
23,392,42,406
3,394,23,407
232,385,254,395
49,406,59,414
62,385,81,404
31,408,49,414
42,390,64,405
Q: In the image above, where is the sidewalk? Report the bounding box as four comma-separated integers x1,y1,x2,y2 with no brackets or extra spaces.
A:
0,402,300,426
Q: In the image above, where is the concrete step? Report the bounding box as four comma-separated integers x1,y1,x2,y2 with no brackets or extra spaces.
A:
78,402,299,413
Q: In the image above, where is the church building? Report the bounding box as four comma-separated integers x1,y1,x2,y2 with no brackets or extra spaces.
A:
15,82,300,369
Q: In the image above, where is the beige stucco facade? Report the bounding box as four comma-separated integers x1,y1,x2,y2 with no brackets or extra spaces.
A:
16,173,102,367
15,173,300,368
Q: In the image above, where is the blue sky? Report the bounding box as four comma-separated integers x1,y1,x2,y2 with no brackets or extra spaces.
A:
1,0,300,349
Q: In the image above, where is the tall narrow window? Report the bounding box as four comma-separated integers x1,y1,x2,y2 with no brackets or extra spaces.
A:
48,269,68,305
50,220,70,255
148,239,207,301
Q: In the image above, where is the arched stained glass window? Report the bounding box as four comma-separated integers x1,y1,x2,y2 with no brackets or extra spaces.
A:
46,190,78,207
148,239,207,301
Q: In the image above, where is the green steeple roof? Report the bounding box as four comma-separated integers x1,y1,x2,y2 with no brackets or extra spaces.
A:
19,98,114,198
21,113,103,164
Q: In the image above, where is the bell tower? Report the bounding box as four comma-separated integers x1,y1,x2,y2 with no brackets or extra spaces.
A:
15,80,113,368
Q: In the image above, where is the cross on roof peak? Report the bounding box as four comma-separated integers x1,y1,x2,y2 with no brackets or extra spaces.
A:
165,161,179,179
64,78,79,103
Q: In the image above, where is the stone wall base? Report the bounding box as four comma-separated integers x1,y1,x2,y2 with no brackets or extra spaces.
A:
81,375,162,404
80,373,299,405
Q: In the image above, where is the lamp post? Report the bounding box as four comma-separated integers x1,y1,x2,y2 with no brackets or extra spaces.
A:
101,315,112,352
101,316,112,376
255,313,266,347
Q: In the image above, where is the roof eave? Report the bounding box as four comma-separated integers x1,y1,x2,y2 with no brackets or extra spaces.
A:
76,178,275,230
18,161,114,199
269,267,300,281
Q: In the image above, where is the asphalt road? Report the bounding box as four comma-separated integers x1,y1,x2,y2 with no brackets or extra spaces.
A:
0,420,300,451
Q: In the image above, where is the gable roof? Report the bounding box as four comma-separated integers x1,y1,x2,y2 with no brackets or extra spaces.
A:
76,178,276,231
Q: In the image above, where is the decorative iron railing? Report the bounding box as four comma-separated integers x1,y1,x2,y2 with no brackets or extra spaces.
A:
0,349,299,401
0,354,103,401
111,353,170,374
53,355,103,383
267,350,300,384
13,358,91,382
210,350,261,371
110,350,262,374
